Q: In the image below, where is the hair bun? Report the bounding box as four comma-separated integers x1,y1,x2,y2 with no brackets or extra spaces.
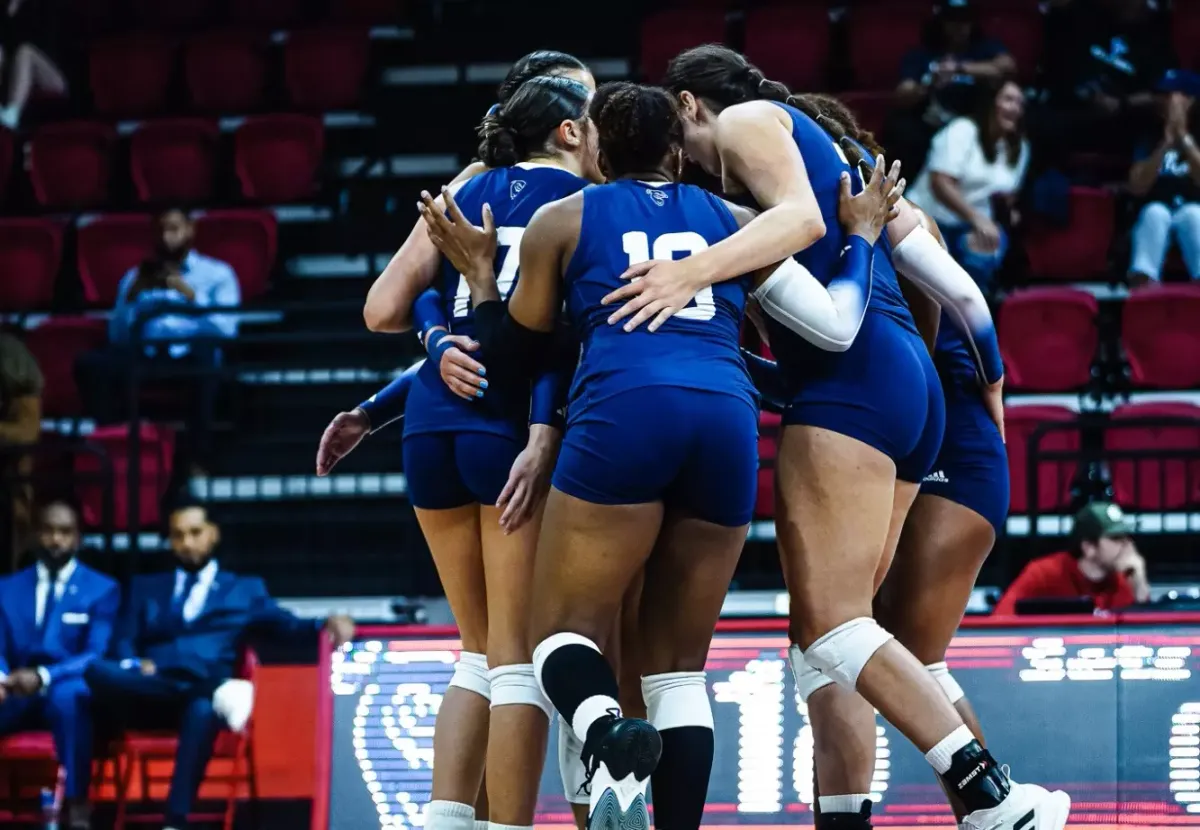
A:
477,112,521,168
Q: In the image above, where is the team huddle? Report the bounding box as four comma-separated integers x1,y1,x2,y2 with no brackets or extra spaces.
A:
316,45,1066,830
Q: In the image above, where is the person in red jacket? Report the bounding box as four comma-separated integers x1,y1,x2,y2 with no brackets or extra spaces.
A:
994,502,1151,614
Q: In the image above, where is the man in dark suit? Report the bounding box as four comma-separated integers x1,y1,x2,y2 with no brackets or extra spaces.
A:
0,500,120,830
84,500,353,830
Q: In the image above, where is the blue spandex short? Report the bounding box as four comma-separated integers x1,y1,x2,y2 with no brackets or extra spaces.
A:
402,431,524,510
919,386,1009,534
553,386,759,527
783,310,946,483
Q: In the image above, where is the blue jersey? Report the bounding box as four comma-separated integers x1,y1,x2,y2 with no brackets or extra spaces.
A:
404,163,587,438
563,179,757,412
933,317,979,389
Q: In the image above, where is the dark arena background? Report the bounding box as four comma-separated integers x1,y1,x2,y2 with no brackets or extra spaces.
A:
2,0,1200,828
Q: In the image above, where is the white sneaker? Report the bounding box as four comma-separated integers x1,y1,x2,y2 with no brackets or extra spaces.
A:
962,783,1071,830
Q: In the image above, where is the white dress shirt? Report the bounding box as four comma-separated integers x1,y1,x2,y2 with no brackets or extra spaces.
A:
33,558,78,689
174,559,219,623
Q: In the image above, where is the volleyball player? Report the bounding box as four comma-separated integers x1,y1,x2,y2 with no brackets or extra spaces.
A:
595,46,1066,830
419,80,902,830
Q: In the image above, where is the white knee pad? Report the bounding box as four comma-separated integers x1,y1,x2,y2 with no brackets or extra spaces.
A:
557,714,589,805
640,671,713,730
788,644,835,703
926,661,965,704
802,617,894,692
448,651,490,701
489,663,553,718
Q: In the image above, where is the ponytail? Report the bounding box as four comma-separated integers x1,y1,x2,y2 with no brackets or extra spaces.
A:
476,75,592,168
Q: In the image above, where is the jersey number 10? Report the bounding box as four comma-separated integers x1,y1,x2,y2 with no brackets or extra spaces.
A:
621,230,716,322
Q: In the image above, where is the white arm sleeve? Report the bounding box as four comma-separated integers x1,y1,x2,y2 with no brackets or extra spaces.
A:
751,258,868,353
891,226,1003,383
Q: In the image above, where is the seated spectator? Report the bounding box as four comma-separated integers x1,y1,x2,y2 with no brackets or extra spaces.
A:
0,500,119,830
84,500,353,830
994,502,1150,614
1038,0,1174,160
906,78,1030,293
885,0,1016,178
1127,71,1200,287
0,326,43,568
75,209,241,473
0,0,69,129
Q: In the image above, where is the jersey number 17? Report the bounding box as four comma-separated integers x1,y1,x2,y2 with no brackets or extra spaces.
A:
452,226,524,318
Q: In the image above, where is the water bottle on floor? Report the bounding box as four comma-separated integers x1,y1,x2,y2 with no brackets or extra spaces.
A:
39,786,59,830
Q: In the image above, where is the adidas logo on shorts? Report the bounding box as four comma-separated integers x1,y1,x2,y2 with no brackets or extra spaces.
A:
923,470,949,484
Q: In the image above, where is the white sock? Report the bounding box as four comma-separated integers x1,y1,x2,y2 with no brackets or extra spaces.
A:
474,821,489,830
924,724,975,774
818,794,871,814
426,800,475,830
488,824,532,830
571,693,619,744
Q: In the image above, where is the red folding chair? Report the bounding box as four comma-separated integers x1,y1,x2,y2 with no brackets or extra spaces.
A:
0,733,59,822
1005,404,1080,514
112,649,260,830
998,287,1098,392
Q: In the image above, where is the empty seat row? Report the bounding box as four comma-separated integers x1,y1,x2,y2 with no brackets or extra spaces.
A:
757,403,1200,520
9,115,324,208
999,284,1200,391
639,5,1045,89
0,210,278,311
120,0,404,29
89,29,369,116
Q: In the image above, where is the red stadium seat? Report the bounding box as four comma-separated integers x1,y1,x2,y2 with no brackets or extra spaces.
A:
1175,5,1200,71
0,219,63,311
837,91,892,142
75,423,175,530
232,0,303,28
847,7,927,90
29,122,115,209
331,0,406,23
185,31,268,113
639,9,727,83
997,287,1098,392
76,214,157,307
1106,402,1200,511
193,209,278,300
235,114,324,203
130,119,219,205
1023,187,1115,280
1121,284,1200,389
131,0,212,29
0,127,13,205
980,11,1043,83
744,5,831,91
22,318,107,417
284,29,370,110
755,411,782,519
1005,404,1080,514
88,36,175,116
111,648,258,830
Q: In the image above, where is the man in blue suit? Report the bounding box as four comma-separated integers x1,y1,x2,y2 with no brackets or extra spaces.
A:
84,500,353,830
0,500,120,830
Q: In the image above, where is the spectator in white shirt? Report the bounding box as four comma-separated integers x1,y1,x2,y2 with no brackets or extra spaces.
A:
75,209,241,472
907,78,1030,293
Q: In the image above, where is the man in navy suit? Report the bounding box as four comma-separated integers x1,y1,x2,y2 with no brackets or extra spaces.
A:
84,500,354,830
0,500,120,830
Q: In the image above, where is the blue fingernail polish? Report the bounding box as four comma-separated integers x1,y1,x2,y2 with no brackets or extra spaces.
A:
480,380,489,389
478,368,487,376
476,390,484,398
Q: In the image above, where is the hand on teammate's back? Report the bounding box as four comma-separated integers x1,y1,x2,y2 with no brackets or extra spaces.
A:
419,187,498,282
837,154,905,246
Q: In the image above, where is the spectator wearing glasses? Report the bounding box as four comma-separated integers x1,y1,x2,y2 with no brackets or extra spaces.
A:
994,502,1150,614
885,0,1016,179
0,500,119,830
84,500,354,830
75,209,241,473
1127,70,1200,287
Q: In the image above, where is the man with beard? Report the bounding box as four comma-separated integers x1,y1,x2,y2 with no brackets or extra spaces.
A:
84,500,354,830
0,500,120,830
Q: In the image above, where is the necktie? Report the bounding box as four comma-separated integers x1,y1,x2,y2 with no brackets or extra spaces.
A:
175,571,199,624
40,576,58,637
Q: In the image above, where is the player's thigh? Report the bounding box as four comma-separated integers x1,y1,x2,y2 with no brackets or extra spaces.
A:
775,424,897,648
414,505,487,653
639,510,748,674
876,493,996,664
479,501,543,666
529,487,663,649
617,570,647,718
874,479,922,593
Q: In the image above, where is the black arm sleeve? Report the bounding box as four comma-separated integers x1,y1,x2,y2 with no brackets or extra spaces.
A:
472,299,558,381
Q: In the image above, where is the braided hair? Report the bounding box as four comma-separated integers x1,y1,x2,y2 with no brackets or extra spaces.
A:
477,75,592,168
497,50,588,104
590,82,683,179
